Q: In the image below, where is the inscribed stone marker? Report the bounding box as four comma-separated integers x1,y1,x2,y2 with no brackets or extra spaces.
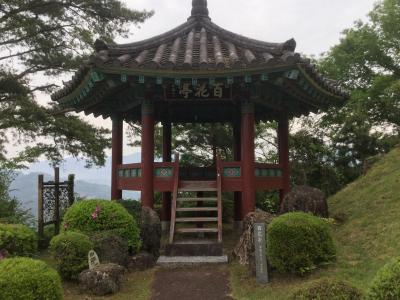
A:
88,250,100,270
253,223,269,284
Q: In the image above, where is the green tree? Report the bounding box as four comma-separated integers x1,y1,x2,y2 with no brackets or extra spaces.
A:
127,121,279,166
128,123,234,166
316,0,400,183
289,124,344,195
0,169,32,225
0,0,153,167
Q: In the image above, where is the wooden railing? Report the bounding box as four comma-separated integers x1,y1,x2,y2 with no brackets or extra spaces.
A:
116,160,284,193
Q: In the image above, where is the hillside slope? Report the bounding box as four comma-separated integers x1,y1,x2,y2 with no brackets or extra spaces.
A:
230,147,400,299
329,146,400,289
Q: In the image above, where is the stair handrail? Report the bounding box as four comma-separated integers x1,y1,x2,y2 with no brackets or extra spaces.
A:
169,153,180,244
216,153,223,243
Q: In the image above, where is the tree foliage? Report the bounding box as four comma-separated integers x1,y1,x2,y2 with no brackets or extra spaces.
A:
127,121,278,166
0,0,153,167
317,0,400,180
129,0,400,198
0,169,32,225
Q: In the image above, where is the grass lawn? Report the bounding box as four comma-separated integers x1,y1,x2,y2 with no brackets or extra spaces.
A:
39,250,155,300
63,269,154,300
230,147,400,299
35,148,400,299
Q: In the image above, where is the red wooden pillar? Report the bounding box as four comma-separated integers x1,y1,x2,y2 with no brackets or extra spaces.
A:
141,101,155,208
278,116,290,210
241,102,256,218
233,120,243,230
161,121,172,230
111,115,123,200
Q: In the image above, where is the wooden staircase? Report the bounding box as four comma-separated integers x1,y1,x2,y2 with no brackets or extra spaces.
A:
169,155,223,244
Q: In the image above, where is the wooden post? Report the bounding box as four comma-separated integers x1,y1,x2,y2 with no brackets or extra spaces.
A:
241,102,256,218
37,175,44,244
54,167,60,235
233,120,243,230
161,121,172,231
68,174,75,206
278,116,290,210
141,100,155,208
111,115,123,200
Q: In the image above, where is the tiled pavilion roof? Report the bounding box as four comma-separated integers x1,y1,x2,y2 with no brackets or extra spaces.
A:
52,0,348,117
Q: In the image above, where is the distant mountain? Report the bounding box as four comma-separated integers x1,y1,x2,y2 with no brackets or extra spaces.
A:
9,172,128,218
24,153,142,187
11,153,144,218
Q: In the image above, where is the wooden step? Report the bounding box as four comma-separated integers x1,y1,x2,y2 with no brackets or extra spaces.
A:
165,241,223,256
176,228,219,234
179,180,217,192
176,207,218,212
176,217,218,222
177,197,217,202
178,187,217,192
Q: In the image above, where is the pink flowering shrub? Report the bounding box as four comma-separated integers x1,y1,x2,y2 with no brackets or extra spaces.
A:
62,200,140,252
91,205,101,220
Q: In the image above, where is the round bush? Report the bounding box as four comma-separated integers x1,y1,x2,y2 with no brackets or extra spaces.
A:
0,223,37,256
367,257,400,299
290,279,363,300
50,231,93,280
62,199,141,252
0,257,62,300
267,212,336,275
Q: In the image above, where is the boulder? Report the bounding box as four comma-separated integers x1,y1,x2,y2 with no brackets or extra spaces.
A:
127,252,156,271
91,231,129,266
281,185,329,218
79,263,125,296
139,207,161,257
233,209,274,274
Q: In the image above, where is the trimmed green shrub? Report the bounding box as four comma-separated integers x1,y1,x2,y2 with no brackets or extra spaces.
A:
0,257,62,300
290,279,363,300
62,199,141,252
118,199,142,220
41,224,56,248
267,212,336,275
0,223,37,256
367,257,400,299
50,231,93,280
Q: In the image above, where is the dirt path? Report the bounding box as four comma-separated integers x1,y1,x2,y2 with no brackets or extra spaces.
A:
151,266,234,300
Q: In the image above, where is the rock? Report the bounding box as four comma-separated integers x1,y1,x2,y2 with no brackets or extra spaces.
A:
280,185,329,218
91,231,129,266
79,263,125,296
139,207,161,257
128,252,155,271
233,209,274,274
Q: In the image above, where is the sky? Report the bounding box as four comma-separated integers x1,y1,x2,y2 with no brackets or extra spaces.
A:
123,0,377,55
10,0,378,159
104,0,377,155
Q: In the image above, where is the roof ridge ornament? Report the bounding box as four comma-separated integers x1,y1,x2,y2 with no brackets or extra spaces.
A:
189,0,211,20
